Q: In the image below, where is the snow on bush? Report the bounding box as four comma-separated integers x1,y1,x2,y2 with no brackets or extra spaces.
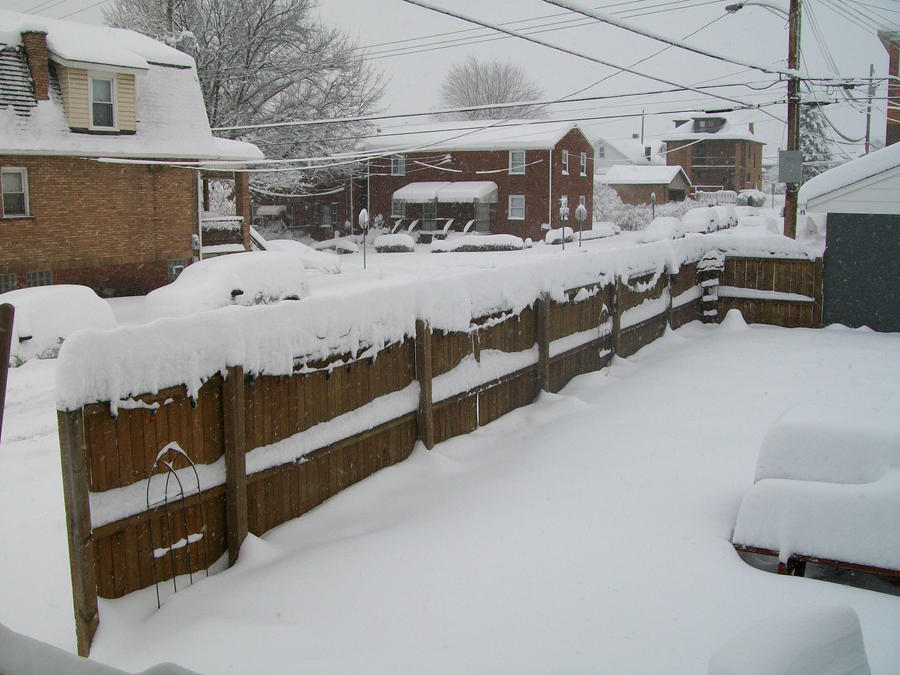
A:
265,239,341,274
431,234,524,252
593,183,699,231
0,285,116,366
708,606,870,675
144,251,309,320
374,233,415,253
737,189,767,207
544,227,574,245
711,205,737,229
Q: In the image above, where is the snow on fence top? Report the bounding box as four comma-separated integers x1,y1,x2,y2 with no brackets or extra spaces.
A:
55,234,816,411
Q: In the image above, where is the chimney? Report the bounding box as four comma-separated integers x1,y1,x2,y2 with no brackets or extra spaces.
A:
21,31,50,101
879,30,900,146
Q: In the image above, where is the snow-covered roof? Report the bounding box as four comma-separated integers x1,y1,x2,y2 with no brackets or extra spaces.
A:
363,120,585,153
596,136,665,166
0,9,192,69
600,165,689,186
393,181,498,203
0,10,262,162
662,113,763,144
799,142,900,215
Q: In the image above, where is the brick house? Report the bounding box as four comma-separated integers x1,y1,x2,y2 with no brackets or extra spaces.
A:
599,165,691,205
363,120,594,241
662,114,764,193
593,134,666,176
0,10,262,296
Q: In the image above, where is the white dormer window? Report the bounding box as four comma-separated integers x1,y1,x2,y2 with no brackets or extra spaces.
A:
391,155,406,176
90,75,116,129
561,150,569,174
509,150,525,175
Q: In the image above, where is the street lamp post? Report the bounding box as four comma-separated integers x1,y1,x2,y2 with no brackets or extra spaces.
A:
559,197,569,251
575,202,587,247
726,0,800,239
359,208,369,270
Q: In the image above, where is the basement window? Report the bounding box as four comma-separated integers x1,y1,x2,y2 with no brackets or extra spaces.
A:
0,273,16,292
26,270,52,287
1,167,29,217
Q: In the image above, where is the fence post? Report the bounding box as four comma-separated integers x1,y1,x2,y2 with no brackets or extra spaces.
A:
665,268,674,329
58,409,99,657
0,303,13,442
415,319,435,450
535,294,551,393
813,257,824,328
223,365,248,565
610,277,622,356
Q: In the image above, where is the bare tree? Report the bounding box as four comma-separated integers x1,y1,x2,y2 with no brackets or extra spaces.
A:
104,0,383,191
439,56,545,120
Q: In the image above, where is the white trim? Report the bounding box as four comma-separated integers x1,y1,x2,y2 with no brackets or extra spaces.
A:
391,154,406,176
561,149,569,175
1,166,29,218
580,152,587,176
89,73,118,131
508,194,525,220
509,150,525,175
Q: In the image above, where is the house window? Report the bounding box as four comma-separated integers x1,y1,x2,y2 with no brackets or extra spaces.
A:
90,75,116,129
391,199,405,218
423,201,437,228
561,150,569,174
26,270,52,287
580,152,587,176
391,155,406,176
509,150,525,175
1,168,29,217
579,195,586,208
596,143,605,159
508,195,525,220
0,273,16,292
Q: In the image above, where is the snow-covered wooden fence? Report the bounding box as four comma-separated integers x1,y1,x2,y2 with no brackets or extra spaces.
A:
55,247,822,656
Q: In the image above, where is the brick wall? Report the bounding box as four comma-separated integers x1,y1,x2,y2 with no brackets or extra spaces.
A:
0,155,199,295
665,139,763,191
368,128,594,242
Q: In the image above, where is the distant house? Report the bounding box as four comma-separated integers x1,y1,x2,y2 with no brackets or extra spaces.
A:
363,120,594,241
662,114,763,193
599,165,691,205
593,135,665,175
798,142,900,332
0,10,262,296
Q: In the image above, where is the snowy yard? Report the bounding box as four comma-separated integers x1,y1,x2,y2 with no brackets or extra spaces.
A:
2,310,899,672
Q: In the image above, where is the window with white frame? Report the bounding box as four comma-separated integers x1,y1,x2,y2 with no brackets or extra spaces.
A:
90,75,116,129
561,150,569,174
508,195,525,220
391,199,405,218
1,167,29,217
391,155,406,176
597,143,605,158
509,150,525,175
580,152,587,175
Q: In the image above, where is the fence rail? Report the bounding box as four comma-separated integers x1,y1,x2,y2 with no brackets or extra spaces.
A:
57,253,822,656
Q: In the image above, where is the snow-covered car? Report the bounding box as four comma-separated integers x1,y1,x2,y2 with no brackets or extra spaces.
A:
680,207,720,234
0,284,117,365
737,189,767,207
143,251,310,319
639,216,681,243
265,238,341,274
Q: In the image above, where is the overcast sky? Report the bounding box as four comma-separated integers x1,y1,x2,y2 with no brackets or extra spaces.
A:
3,0,897,162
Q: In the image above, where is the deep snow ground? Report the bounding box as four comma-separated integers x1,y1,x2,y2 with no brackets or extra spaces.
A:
2,319,898,673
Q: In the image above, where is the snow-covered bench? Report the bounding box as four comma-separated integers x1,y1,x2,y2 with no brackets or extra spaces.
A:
732,405,900,579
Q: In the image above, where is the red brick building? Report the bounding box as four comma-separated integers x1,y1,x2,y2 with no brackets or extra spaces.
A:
599,165,691,205
363,120,594,242
662,115,764,193
0,11,262,296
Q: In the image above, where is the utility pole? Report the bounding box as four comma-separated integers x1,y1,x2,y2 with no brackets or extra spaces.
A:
784,0,801,240
864,64,875,154
167,0,175,35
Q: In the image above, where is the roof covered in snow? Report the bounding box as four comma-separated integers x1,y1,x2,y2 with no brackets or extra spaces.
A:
393,181,499,203
595,136,665,167
0,10,262,162
600,164,689,186
362,119,586,153
799,142,900,215
662,112,763,145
